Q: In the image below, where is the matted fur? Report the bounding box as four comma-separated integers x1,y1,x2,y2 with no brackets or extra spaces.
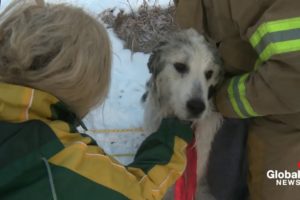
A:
0,0,111,117
143,29,223,199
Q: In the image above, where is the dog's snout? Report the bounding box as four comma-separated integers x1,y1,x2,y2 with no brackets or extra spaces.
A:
186,98,205,116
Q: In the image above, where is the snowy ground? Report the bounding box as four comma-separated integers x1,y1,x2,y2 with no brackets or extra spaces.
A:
0,0,171,164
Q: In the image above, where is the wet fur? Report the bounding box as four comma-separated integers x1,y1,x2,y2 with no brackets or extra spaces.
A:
142,29,223,199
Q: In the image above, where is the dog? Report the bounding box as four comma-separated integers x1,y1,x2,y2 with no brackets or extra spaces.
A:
142,29,223,199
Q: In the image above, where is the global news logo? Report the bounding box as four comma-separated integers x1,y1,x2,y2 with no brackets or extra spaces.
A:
266,163,300,186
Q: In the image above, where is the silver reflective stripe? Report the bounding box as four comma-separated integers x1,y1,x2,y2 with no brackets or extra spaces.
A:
255,28,300,54
232,76,251,118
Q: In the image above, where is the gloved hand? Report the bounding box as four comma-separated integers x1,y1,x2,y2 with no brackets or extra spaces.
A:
207,118,249,200
157,118,193,143
128,117,194,175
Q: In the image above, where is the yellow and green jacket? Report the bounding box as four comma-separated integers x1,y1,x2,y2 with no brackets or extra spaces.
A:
0,83,192,200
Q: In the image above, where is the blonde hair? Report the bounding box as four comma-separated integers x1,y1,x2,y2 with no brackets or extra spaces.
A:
0,0,112,117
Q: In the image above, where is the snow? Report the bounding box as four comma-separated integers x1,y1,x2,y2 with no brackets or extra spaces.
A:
82,29,151,164
84,29,149,130
45,0,171,14
0,0,172,164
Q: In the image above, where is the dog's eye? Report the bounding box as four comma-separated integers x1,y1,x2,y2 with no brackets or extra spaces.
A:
205,70,214,80
174,63,188,74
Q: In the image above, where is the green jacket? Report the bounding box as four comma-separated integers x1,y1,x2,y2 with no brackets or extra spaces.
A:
0,83,192,200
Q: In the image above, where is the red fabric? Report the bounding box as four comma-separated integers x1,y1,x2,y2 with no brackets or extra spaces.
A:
175,137,197,200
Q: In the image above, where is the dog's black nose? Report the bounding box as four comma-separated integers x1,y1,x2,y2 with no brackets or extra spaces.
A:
186,98,206,116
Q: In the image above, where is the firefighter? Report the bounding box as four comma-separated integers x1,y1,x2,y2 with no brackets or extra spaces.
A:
175,0,300,199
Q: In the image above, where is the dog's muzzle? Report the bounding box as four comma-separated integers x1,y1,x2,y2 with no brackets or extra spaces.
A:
186,98,206,117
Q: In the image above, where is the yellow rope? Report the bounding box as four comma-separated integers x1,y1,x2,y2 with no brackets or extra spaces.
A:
88,127,144,134
85,128,144,158
110,153,135,157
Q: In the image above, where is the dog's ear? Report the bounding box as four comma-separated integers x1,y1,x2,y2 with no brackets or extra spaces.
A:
147,41,168,76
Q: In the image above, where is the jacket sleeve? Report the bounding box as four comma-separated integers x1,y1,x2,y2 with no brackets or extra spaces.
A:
215,3,300,118
174,0,204,34
49,119,193,200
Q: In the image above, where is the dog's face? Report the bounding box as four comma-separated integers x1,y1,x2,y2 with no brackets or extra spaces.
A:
143,29,222,121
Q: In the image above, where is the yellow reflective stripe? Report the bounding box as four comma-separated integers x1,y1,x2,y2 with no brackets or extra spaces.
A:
250,17,300,61
254,58,263,71
250,17,300,47
228,75,259,118
228,78,246,118
260,39,300,61
238,74,259,117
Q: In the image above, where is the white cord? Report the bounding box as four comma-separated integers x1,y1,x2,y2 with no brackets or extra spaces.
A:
41,157,58,200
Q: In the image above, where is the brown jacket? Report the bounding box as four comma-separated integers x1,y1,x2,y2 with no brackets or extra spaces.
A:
176,0,300,122
175,0,300,200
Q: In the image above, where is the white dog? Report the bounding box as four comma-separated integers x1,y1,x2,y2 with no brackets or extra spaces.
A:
142,29,223,199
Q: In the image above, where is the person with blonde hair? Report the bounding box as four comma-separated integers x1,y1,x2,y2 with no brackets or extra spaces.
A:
0,1,193,199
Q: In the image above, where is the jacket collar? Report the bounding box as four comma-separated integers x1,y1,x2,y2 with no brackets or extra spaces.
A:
0,82,80,132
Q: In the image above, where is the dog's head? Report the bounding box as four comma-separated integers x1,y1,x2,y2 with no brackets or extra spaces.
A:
143,29,222,121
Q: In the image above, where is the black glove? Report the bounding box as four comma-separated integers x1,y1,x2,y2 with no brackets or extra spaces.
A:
207,118,249,200
158,118,193,143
